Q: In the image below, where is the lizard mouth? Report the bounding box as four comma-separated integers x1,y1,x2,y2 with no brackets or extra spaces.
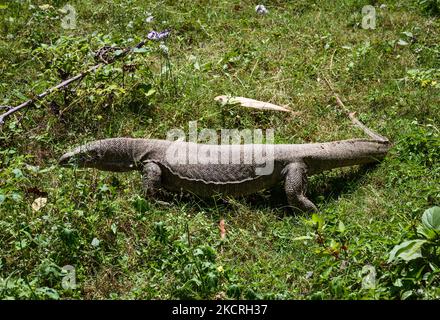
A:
58,152,74,166
58,151,90,167
59,152,135,171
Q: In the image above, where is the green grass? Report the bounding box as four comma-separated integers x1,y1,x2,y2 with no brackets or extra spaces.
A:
0,0,439,299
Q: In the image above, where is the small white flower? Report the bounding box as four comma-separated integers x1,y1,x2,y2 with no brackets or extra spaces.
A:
91,238,100,247
159,43,169,54
380,4,387,9
146,15,154,23
255,4,268,15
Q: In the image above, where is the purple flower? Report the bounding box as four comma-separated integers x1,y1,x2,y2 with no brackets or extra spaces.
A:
147,31,158,40
147,29,171,41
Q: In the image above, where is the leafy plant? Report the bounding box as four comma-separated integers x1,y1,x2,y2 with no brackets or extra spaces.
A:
406,68,440,88
386,207,440,299
417,0,440,15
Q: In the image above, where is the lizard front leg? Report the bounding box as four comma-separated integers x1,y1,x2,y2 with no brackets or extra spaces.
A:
283,162,318,213
142,162,162,197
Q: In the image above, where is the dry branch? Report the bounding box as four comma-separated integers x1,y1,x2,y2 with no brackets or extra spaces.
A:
0,38,149,126
323,76,388,142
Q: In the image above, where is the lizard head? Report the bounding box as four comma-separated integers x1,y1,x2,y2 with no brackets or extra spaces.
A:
59,139,138,172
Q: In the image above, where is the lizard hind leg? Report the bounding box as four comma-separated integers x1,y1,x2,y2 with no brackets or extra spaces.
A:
283,162,318,213
142,162,162,198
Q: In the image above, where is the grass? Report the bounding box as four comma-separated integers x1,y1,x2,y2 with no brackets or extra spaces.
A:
0,0,439,299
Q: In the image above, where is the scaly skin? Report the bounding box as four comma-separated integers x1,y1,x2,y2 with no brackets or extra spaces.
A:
59,137,390,212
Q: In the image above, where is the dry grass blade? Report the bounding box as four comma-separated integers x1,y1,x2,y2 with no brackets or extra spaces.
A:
219,219,226,240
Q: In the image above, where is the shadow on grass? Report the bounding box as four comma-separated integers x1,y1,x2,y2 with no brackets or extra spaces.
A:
155,164,380,216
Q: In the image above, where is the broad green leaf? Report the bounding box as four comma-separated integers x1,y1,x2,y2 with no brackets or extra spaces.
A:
417,225,436,240
401,290,413,300
418,206,440,240
329,239,339,250
13,91,28,100
193,248,204,256
132,196,149,213
11,193,22,202
311,214,324,231
133,47,148,53
145,88,156,97
422,206,440,231
393,278,403,287
36,287,60,300
12,168,23,178
388,239,427,263
406,69,419,76
338,221,346,233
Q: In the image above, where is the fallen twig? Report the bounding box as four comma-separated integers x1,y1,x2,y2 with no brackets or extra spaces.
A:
323,76,388,142
0,38,150,126
0,64,102,126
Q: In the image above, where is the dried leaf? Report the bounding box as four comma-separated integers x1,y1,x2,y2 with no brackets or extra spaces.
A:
215,95,296,113
219,219,226,240
32,197,47,212
38,4,53,10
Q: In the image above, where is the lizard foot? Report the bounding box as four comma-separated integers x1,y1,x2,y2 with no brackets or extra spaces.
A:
283,162,318,213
